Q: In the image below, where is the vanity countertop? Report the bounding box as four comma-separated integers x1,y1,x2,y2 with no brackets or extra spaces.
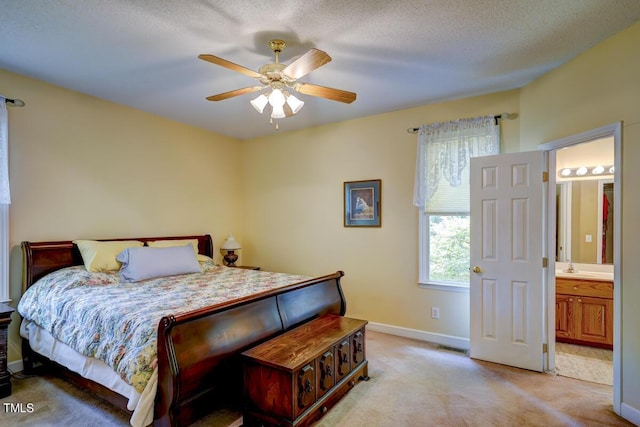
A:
555,271,613,282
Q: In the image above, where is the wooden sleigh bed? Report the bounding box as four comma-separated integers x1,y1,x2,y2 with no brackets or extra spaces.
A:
20,234,346,427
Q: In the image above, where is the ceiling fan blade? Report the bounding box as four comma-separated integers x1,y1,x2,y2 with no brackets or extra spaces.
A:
198,54,262,78
294,83,357,104
282,48,332,80
206,86,263,101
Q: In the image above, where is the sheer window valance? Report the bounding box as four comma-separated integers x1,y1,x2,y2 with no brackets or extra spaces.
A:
413,116,499,214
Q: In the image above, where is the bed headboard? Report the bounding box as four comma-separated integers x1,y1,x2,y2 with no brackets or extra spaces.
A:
21,234,214,290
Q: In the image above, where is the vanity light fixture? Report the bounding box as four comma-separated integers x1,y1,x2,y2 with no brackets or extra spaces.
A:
557,165,614,178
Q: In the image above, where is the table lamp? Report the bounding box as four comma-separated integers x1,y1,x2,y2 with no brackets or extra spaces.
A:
220,234,241,266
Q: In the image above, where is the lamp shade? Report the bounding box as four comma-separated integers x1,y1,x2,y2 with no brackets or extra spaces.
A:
286,94,304,114
220,234,241,251
270,104,286,119
268,88,285,107
250,94,268,113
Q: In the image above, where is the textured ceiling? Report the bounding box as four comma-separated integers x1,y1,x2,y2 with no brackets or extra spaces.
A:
2,1,640,139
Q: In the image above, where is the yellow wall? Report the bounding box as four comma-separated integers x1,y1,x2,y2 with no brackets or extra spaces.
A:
4,17,640,421
241,90,520,339
241,19,640,417
570,180,598,264
519,20,640,420
2,68,244,361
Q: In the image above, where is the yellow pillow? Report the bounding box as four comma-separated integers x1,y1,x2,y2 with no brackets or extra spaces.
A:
147,239,210,262
74,240,144,272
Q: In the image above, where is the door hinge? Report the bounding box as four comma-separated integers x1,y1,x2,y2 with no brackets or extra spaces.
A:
542,171,548,182
542,257,548,268
543,343,548,354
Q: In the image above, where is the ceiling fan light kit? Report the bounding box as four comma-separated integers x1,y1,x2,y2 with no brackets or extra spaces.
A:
199,38,356,130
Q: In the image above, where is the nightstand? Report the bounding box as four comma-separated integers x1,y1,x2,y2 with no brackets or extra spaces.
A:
0,303,14,398
235,266,261,271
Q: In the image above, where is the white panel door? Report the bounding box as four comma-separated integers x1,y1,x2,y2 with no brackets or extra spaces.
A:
469,151,546,372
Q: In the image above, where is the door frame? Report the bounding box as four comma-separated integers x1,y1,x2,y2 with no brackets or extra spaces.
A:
538,122,621,414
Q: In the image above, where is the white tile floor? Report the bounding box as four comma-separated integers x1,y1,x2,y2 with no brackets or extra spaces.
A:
555,342,613,385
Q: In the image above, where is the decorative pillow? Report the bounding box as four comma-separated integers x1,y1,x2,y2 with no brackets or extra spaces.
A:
74,240,144,272
116,244,201,283
147,238,198,252
146,239,210,262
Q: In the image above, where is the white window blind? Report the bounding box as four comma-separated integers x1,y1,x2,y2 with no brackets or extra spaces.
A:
414,116,499,214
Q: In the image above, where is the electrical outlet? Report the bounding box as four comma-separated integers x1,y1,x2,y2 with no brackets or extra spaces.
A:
431,307,440,319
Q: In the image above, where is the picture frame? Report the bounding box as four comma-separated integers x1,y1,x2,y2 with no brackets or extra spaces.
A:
344,179,381,227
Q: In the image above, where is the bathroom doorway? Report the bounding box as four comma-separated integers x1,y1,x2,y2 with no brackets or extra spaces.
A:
539,122,621,410
554,137,614,385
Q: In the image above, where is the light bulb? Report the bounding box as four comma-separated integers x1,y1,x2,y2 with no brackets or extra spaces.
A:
560,168,572,177
592,165,605,175
576,167,588,176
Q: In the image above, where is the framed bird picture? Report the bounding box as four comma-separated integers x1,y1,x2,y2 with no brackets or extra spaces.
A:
344,179,381,227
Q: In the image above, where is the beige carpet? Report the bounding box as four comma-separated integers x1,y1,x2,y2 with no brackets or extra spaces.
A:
555,342,613,386
1,330,631,427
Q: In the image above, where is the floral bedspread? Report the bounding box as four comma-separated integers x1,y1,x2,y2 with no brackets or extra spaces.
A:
17,260,310,393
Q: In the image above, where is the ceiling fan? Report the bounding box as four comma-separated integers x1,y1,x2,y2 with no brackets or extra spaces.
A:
199,39,356,127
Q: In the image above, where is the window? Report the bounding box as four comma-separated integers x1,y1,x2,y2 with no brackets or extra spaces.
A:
414,116,499,290
427,214,470,282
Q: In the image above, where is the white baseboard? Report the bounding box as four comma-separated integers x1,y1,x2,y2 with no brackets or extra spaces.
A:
8,359,23,375
366,321,469,351
620,403,640,426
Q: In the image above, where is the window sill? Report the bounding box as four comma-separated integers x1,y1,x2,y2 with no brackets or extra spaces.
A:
418,282,469,293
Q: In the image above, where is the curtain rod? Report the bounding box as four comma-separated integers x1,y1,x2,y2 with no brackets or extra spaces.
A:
406,112,517,134
4,97,26,107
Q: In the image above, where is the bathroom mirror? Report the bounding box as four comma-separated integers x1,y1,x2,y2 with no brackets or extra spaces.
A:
556,179,614,264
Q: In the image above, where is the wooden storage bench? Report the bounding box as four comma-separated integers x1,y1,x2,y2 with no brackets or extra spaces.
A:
242,314,369,426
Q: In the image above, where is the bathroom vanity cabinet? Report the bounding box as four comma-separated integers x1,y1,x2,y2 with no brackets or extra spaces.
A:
555,276,613,349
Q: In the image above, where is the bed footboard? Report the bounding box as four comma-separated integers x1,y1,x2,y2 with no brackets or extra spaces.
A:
154,271,345,427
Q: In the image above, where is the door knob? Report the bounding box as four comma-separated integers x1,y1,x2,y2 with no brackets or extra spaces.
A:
472,266,482,273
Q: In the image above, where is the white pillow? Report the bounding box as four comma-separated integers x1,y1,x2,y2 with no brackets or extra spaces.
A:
116,244,201,282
